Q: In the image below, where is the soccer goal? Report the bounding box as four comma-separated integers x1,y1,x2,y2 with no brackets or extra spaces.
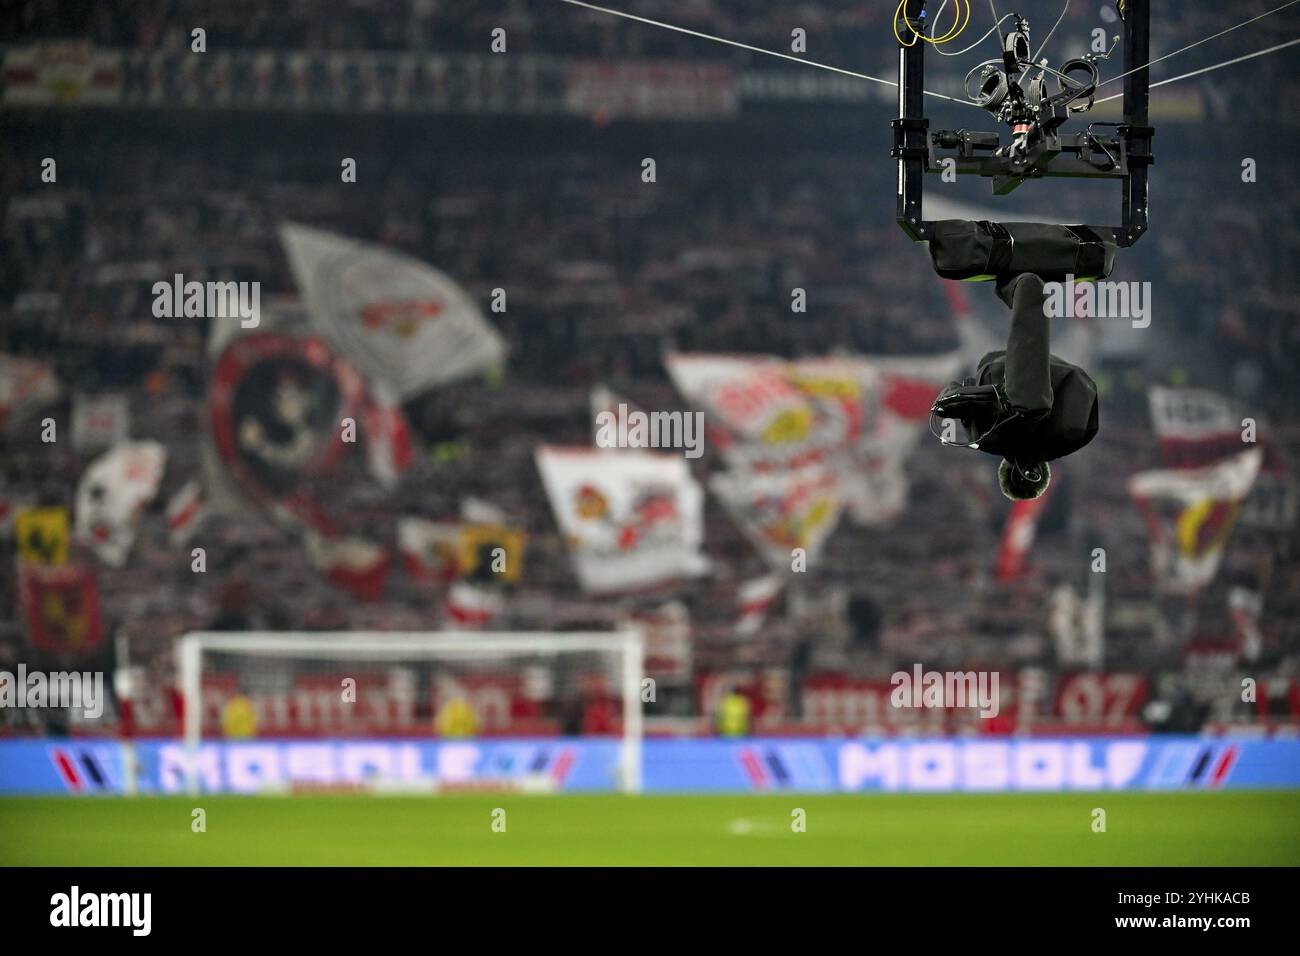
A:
176,630,645,795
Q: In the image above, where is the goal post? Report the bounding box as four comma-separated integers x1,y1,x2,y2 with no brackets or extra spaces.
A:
176,630,645,795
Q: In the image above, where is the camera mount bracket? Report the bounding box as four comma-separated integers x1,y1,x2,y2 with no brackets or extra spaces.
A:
892,1,1152,247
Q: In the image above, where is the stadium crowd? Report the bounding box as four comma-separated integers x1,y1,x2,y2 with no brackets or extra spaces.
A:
2,0,1298,735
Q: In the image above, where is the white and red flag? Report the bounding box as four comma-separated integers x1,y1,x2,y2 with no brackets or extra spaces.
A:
994,482,1055,582
397,517,462,582
443,581,505,629
1129,449,1263,594
305,531,391,602
362,384,413,489
280,222,506,398
535,445,708,594
710,464,842,572
736,574,784,637
74,441,167,567
0,354,61,431
165,480,207,546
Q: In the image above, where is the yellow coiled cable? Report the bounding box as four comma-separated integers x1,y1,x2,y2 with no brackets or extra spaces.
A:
894,0,972,48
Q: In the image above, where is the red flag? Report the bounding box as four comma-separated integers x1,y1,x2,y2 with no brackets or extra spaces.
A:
165,480,206,545
363,386,413,488
305,532,391,602
443,582,503,628
397,517,462,581
19,562,103,654
995,487,1053,582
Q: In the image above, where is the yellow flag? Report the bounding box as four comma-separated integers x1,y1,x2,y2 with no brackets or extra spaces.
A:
458,524,526,583
16,506,70,566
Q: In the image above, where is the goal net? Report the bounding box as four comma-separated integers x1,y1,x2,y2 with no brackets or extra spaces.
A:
175,630,644,794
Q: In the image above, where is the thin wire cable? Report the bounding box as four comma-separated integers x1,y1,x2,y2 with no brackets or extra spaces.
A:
1094,36,1300,104
1032,0,1069,62
558,0,974,103
559,0,1300,112
988,0,1005,45
935,12,1016,56
1098,0,1300,88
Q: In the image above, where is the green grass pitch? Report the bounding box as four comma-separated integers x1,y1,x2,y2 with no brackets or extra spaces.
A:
2,791,1298,866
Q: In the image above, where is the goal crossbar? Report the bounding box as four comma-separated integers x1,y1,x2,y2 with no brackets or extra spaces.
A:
176,630,645,794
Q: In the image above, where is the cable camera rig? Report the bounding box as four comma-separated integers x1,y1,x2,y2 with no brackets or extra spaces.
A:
892,0,1153,249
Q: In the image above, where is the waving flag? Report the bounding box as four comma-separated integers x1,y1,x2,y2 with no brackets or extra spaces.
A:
74,441,167,567
70,392,129,451
0,354,60,431
304,531,391,602
15,506,70,566
995,484,1055,582
1129,449,1262,594
736,574,784,637
19,562,103,654
1147,386,1251,469
443,581,504,629
165,480,207,546
664,352,862,471
280,222,506,398
535,445,708,594
362,383,413,489
665,351,958,529
398,517,463,582
711,465,841,572
1148,385,1296,531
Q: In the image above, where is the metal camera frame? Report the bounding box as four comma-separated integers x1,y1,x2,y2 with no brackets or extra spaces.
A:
892,0,1152,247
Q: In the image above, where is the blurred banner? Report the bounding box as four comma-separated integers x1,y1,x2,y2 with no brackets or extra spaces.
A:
203,301,411,600
846,351,962,525
164,480,207,546
18,563,103,654
1148,386,1255,469
711,464,841,572
70,392,129,451
3,47,1244,122
361,383,413,489
666,350,959,533
995,485,1055,582
456,523,526,584
205,325,405,598
535,445,707,594
1,42,122,105
1130,449,1263,594
665,352,865,472
1148,385,1297,531
622,600,692,683
74,441,167,567
5,736,1299,794
15,506,70,566
564,61,737,120
0,354,61,431
303,531,391,603
279,222,505,398
442,581,505,628
398,517,462,582
736,574,784,637
397,513,525,586
207,331,365,529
